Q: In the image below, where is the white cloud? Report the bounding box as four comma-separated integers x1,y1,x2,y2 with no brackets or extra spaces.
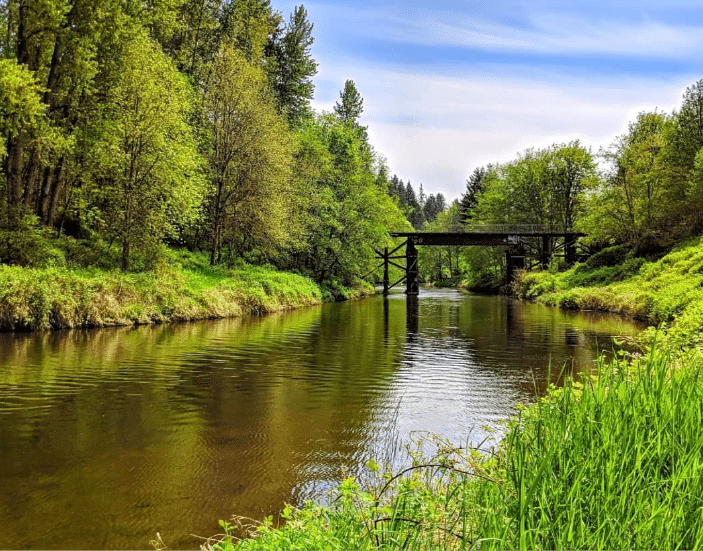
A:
283,1,701,200
325,64,694,200
384,12,703,58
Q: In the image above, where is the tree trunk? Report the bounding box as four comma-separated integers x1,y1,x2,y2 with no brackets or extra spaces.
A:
122,239,130,271
210,181,224,265
5,133,26,208
45,157,65,227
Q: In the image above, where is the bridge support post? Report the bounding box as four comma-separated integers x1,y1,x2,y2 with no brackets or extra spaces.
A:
405,239,419,296
382,247,389,296
565,236,577,265
406,294,419,335
541,235,551,270
505,244,526,286
505,248,515,286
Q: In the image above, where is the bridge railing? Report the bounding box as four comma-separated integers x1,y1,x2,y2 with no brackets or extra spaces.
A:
464,224,567,234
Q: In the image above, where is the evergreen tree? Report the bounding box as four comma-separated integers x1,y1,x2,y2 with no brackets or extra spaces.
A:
334,79,364,123
268,5,317,128
459,167,487,222
423,195,437,222
422,192,447,223
435,193,446,213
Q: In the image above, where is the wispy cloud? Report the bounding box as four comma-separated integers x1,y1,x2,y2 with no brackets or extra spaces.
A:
298,2,703,60
314,63,692,199
277,0,702,199
379,11,703,59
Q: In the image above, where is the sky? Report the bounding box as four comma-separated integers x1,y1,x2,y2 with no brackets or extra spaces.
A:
275,0,703,201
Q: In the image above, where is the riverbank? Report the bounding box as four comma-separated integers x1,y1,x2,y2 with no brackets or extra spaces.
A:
211,345,703,550
511,236,703,349
207,239,703,550
0,249,326,331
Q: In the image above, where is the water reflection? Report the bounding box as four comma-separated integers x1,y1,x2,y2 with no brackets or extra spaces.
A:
0,290,644,549
405,294,419,338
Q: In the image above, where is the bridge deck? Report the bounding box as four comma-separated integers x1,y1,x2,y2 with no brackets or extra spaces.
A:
390,230,585,247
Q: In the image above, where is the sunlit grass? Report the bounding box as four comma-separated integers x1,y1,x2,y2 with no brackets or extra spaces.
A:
0,249,322,331
511,236,703,349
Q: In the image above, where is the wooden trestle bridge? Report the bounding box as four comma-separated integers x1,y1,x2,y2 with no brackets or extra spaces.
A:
374,225,585,296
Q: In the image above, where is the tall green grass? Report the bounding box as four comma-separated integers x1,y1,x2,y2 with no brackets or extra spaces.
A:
204,240,703,550
209,344,703,550
0,249,322,331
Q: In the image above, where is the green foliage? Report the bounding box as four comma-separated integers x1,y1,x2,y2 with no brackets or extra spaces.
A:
511,271,558,300
334,79,364,124
567,257,645,287
268,5,318,127
458,166,487,222
418,201,463,282
281,113,408,289
579,111,672,244
204,42,294,266
0,0,412,296
0,58,46,158
86,30,206,271
512,237,703,347
492,349,703,550
472,142,596,231
0,207,61,267
582,243,634,269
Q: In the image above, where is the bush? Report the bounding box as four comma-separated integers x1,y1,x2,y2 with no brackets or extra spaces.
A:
583,243,634,269
511,271,557,299
0,208,63,268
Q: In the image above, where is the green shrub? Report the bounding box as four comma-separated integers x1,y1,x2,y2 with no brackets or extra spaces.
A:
511,271,557,299
583,243,633,269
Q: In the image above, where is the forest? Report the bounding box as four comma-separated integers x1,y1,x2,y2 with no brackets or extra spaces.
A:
0,0,413,297
3,0,703,303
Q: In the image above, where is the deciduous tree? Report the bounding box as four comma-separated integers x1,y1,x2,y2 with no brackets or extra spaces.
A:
88,31,205,270
204,42,294,265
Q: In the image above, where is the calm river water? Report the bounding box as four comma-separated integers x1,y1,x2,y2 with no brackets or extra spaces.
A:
0,289,644,549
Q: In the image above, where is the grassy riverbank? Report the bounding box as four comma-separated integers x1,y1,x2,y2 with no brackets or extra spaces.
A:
207,240,703,550
0,249,324,331
511,236,703,349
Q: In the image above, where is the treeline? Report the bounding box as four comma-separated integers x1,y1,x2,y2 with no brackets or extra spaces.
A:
0,0,408,292
388,176,446,230
423,80,703,289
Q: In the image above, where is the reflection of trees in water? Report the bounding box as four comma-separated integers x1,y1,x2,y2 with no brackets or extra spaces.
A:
0,300,409,549
405,292,643,400
0,293,644,549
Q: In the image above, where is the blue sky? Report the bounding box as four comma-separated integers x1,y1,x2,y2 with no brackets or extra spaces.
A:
276,1,703,201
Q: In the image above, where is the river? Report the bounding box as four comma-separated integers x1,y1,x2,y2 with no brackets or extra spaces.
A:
0,289,644,549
